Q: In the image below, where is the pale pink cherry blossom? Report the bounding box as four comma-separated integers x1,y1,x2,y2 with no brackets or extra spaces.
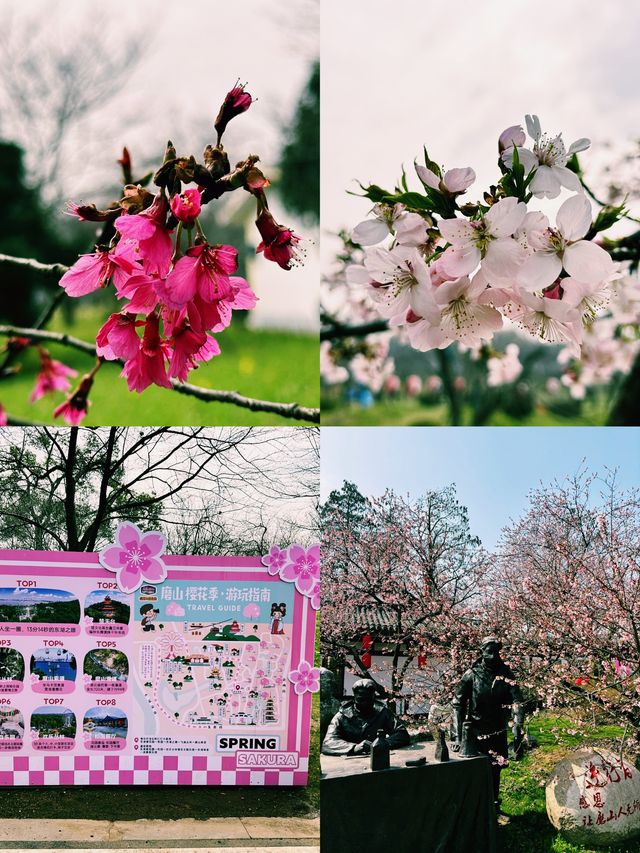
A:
432,275,503,347
406,374,423,396
516,290,581,348
517,194,615,291
99,522,167,594
352,203,405,246
415,164,476,195
403,307,451,352
349,336,395,392
394,212,430,247
363,246,433,321
487,343,523,387
439,197,527,281
560,277,612,332
320,341,349,384
498,125,526,153
502,114,590,199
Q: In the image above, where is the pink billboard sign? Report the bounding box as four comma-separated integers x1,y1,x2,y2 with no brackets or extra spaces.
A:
0,529,319,787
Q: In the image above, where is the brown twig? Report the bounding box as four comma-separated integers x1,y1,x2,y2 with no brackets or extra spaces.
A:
0,325,320,423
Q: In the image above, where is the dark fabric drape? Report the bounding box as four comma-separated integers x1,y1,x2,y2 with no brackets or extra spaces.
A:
321,755,497,853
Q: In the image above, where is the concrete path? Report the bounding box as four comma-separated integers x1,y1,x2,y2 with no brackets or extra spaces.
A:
0,817,320,850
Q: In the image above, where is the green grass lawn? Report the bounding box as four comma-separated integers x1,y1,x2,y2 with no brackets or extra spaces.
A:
321,396,611,427
498,714,640,853
1,309,319,426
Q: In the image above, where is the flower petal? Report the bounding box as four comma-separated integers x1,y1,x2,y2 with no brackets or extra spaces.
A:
530,166,561,199
517,252,563,291
485,198,527,238
438,217,475,246
563,241,614,284
352,219,389,246
557,194,592,242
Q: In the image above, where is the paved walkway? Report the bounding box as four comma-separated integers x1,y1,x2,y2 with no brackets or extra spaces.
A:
0,818,320,850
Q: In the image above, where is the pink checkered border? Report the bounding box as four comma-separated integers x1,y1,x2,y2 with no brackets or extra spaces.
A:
0,754,309,786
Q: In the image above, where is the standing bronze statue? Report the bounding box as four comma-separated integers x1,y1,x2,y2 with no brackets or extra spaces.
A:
451,637,523,819
321,678,410,755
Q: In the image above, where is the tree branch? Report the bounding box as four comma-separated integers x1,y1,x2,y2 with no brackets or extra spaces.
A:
0,253,69,278
0,325,320,423
320,318,389,341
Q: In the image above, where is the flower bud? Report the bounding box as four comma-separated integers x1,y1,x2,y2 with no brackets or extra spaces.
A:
203,144,230,180
118,147,133,183
498,125,526,153
214,83,252,142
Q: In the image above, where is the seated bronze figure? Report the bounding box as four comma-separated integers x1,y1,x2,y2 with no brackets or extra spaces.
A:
322,678,410,756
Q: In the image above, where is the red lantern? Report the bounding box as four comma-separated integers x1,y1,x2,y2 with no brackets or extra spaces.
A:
360,634,373,670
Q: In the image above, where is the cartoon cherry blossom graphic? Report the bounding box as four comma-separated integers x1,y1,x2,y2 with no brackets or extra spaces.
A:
261,545,288,576
98,522,167,594
308,580,320,611
288,661,320,696
280,544,320,594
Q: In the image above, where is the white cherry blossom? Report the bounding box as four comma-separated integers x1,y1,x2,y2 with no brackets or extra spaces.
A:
439,197,527,281
517,194,615,291
502,114,590,199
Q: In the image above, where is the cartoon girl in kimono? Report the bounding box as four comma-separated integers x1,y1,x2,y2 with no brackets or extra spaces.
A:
270,603,286,635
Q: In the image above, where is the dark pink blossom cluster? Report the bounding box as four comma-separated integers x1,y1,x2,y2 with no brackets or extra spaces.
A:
40,82,304,425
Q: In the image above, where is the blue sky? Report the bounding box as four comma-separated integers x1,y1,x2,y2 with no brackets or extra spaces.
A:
320,428,639,548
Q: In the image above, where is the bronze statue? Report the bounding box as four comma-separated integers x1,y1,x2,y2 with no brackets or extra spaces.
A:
452,637,523,817
321,678,410,756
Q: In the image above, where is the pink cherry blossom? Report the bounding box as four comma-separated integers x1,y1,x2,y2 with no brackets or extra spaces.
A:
168,322,220,382
53,373,94,425
114,194,173,276
416,164,476,195
99,521,167,594
59,244,138,297
215,83,252,140
0,404,6,426
280,544,320,594
96,313,141,361
30,351,77,402
261,545,288,576
157,244,236,308
288,660,320,695
255,208,304,270
120,314,171,393
170,189,202,225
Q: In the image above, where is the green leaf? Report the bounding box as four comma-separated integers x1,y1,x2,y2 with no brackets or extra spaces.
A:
423,147,441,178
591,202,627,235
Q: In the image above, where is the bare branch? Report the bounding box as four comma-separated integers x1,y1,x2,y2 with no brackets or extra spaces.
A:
0,325,320,423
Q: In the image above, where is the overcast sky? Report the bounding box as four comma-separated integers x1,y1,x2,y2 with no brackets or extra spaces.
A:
320,427,640,549
321,0,640,261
